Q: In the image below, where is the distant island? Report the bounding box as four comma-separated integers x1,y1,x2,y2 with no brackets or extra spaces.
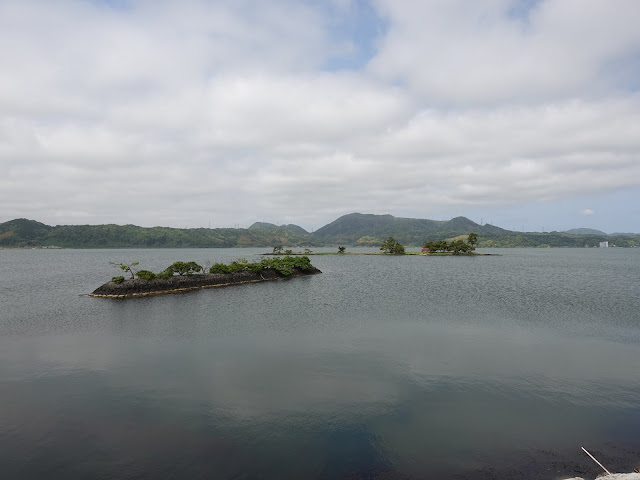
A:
2,213,639,249
90,257,321,298
263,234,493,256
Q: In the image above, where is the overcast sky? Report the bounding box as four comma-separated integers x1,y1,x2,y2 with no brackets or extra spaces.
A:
2,0,640,233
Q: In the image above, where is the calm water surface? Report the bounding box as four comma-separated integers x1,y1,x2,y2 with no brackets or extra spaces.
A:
1,248,639,479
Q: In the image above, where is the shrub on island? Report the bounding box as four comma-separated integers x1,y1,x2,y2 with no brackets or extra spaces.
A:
136,270,157,281
166,261,202,276
110,260,203,282
209,263,231,274
210,255,313,277
156,269,174,279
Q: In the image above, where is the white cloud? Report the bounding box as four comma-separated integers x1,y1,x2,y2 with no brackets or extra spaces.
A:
0,0,639,230
581,209,595,216
369,0,640,104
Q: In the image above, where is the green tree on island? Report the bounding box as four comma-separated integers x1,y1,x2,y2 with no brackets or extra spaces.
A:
111,261,139,280
380,237,405,254
467,233,478,247
166,261,203,275
428,240,449,252
338,246,346,254
210,255,314,277
449,239,472,254
136,270,157,280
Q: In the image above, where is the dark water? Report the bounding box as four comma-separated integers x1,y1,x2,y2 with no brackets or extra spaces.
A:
1,248,639,479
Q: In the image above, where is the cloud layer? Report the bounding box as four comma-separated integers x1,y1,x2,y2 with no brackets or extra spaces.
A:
1,0,640,230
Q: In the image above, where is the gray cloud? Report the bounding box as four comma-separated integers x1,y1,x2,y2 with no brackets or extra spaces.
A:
370,0,640,104
1,0,639,230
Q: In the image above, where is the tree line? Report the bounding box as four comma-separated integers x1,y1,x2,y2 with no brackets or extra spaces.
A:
376,233,479,255
423,233,478,254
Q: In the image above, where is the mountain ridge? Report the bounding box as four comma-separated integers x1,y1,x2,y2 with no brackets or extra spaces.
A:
313,213,509,245
1,214,638,248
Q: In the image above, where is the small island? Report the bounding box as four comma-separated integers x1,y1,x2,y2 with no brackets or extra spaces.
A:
90,256,321,298
263,233,490,256
422,233,480,255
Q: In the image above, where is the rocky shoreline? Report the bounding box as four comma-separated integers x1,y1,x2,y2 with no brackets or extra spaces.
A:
90,267,321,298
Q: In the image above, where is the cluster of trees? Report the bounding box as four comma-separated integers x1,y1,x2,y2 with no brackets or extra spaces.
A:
210,256,313,276
378,234,478,255
112,256,315,283
268,234,480,256
380,237,405,254
112,261,204,283
423,233,478,254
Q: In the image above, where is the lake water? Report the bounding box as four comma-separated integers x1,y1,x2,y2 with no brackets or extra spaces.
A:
1,247,639,479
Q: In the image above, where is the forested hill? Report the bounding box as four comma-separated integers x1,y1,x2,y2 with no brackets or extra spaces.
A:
0,218,318,248
248,222,308,234
1,215,639,248
313,213,508,246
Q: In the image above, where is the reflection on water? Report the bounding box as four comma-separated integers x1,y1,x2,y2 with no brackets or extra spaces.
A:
1,248,639,479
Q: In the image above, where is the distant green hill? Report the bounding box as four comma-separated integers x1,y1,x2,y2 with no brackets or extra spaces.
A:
249,222,279,229
248,222,308,234
564,228,609,235
1,215,638,248
313,213,508,246
0,219,318,248
0,218,52,238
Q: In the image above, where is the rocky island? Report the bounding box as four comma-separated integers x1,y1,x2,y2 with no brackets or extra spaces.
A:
90,256,321,298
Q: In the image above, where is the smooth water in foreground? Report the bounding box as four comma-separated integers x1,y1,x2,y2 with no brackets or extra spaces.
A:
1,248,639,479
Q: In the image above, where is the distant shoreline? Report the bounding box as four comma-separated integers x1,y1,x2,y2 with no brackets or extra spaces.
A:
262,251,497,256
3,216,638,249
